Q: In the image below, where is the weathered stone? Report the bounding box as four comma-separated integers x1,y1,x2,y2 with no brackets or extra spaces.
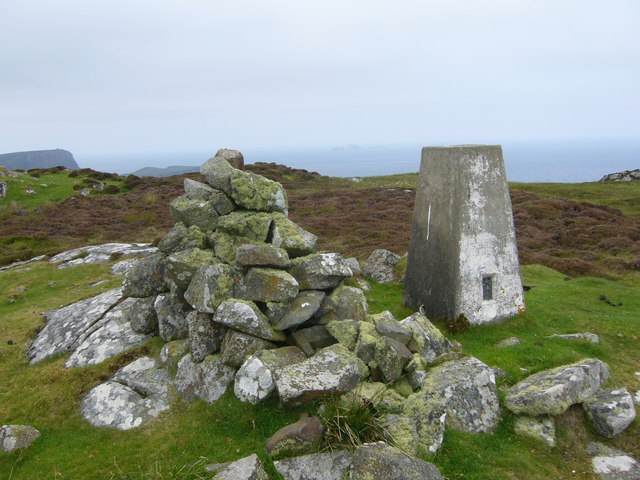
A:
209,231,250,263
123,254,167,298
169,195,219,232
344,257,362,276
325,319,360,351
234,355,277,404
112,356,172,399
159,339,189,367
212,453,268,480
28,287,123,364
374,336,413,383
316,285,367,323
400,313,452,363
402,393,446,454
362,249,402,283
184,178,215,200
276,345,364,407
65,297,152,367
200,155,235,195
158,223,207,254
265,416,324,459
270,213,318,257
183,263,237,313
214,300,285,342
290,253,353,290
495,337,520,348
230,169,288,214
505,358,610,416
50,242,158,269
288,325,337,357
583,388,636,438
0,425,40,452
187,311,226,363
209,190,236,216
154,294,189,342
343,382,406,413
173,353,236,404
265,301,290,325
350,442,444,480
235,243,290,268
274,451,352,480
380,414,419,455
586,442,640,480
372,312,412,345
355,321,382,365
110,258,139,275
275,290,325,330
236,268,299,303
403,145,525,324
164,248,216,291
513,416,556,447
545,333,600,344
217,211,274,243
220,330,276,368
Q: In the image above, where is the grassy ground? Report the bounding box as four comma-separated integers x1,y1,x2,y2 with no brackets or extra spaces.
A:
0,260,638,479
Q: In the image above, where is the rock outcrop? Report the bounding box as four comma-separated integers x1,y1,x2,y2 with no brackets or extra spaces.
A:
0,148,79,170
599,169,640,182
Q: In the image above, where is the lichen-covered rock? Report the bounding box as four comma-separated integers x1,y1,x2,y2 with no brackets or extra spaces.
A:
110,258,139,275
184,178,215,200
372,312,412,345
112,356,172,399
343,382,406,412
350,442,444,480
345,257,362,276
362,249,402,283
127,296,158,334
583,388,636,438
290,253,353,290
65,297,152,367
379,414,419,455
374,336,413,383
586,442,640,480
183,263,237,313
215,148,244,169
220,330,276,368
173,353,236,404
210,231,252,263
270,213,318,257
265,416,324,459
289,325,337,357
236,267,299,303
214,299,286,342
217,211,274,243
123,254,167,298
187,311,226,363
169,195,219,232
316,285,367,323
28,287,123,364
212,453,268,480
276,345,364,407
230,169,288,214
505,358,611,416
0,425,40,452
325,319,360,351
235,243,291,268
274,451,352,480
164,248,216,291
402,393,447,455
154,294,190,342
400,313,452,363
50,242,158,269
158,223,207,254
159,339,189,367
200,155,235,195
513,416,556,447
275,290,325,330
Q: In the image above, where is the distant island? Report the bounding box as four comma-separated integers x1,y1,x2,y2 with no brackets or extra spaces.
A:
0,149,79,170
131,165,199,177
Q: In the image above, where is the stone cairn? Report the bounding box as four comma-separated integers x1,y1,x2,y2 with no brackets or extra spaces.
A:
22,149,637,478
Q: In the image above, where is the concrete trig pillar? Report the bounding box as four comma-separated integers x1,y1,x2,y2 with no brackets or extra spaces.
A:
403,145,524,324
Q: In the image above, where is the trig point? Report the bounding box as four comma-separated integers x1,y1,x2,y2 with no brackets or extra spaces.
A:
403,145,525,324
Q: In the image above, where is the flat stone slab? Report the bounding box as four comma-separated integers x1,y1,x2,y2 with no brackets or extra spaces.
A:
0,425,40,452
50,243,158,268
28,287,123,364
505,358,610,416
583,388,636,438
274,451,352,480
587,442,640,480
81,357,171,430
65,298,152,367
545,333,600,344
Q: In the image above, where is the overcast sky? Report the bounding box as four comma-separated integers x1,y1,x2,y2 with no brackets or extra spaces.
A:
1,0,638,160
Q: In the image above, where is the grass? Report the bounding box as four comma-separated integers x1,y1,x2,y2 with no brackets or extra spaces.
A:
1,261,638,479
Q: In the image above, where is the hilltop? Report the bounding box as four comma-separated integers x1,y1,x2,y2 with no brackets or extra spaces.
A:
0,149,79,170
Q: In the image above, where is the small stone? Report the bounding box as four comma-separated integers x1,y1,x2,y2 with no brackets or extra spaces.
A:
0,425,40,452
187,311,226,363
270,213,318,258
7,339,13,345
325,319,360,351
154,294,189,342
586,442,640,480
123,254,167,298
350,442,444,480
183,178,215,200
169,195,219,232
220,330,276,368
344,257,362,275
236,268,299,303
400,313,452,363
159,339,189,367
173,353,236,404
212,453,268,480
183,263,237,313
288,325,337,357
583,388,636,438
235,243,291,268
274,451,352,480
514,416,556,447
214,299,286,342
265,416,324,459
316,285,367,323
290,253,353,290
127,296,158,334
275,290,325,330
496,337,520,348
379,414,419,455
200,154,236,195
362,249,402,283
214,148,244,169
230,169,288,214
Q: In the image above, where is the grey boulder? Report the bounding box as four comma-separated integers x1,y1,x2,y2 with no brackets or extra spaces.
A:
235,243,290,268
187,311,226,363
270,213,318,257
169,195,219,232
212,453,268,480
362,249,402,283
350,442,444,480
400,313,452,363
513,416,556,447
174,353,236,404
200,155,235,195
214,299,286,342
236,267,299,303
274,451,352,480
127,296,158,334
220,330,276,368
123,254,167,298
274,290,326,330
290,253,353,290
0,425,40,452
230,169,288,214
154,294,190,342
583,388,636,438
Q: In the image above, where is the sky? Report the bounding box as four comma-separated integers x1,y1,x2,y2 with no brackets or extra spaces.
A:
1,0,639,165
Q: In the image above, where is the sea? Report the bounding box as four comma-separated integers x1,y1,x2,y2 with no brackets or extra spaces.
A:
80,138,640,183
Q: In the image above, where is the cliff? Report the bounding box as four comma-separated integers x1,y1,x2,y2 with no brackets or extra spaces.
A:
0,149,79,170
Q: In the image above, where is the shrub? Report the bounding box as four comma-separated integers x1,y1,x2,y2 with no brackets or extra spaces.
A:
103,184,120,194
